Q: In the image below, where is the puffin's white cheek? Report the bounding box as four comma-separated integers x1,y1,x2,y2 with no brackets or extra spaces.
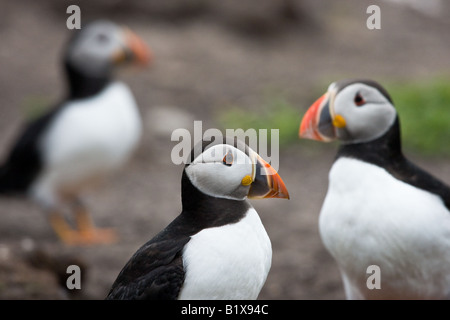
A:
186,163,252,200
339,104,396,143
348,118,378,139
186,164,217,193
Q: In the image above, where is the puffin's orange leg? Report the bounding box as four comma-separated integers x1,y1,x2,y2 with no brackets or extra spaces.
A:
48,211,82,245
48,208,117,246
73,206,118,245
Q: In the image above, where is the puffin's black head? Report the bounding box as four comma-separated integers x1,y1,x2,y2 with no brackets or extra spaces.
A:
183,136,289,202
63,20,151,97
299,79,397,144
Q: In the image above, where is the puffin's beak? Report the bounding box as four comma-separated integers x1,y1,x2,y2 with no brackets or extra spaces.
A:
247,154,290,200
299,92,338,142
114,27,152,66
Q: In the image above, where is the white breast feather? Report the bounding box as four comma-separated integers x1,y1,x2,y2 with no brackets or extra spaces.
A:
320,157,450,299
178,207,272,300
30,82,142,207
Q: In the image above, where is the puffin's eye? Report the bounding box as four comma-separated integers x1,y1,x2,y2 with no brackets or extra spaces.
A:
96,33,110,44
222,151,233,166
354,92,366,106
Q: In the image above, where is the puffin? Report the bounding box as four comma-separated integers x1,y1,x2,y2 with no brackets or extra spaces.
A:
106,137,289,300
0,20,151,245
299,79,450,299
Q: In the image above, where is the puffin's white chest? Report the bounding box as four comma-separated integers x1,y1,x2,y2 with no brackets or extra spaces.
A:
319,157,450,299
31,82,142,205
178,208,272,300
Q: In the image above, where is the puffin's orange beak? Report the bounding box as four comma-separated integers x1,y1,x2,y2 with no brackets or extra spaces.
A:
114,27,152,66
299,92,336,142
247,155,290,200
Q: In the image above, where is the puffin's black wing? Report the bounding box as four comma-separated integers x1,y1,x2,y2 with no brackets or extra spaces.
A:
106,235,190,300
0,106,62,194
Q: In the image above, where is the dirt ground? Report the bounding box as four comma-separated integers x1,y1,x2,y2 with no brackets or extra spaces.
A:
0,0,449,300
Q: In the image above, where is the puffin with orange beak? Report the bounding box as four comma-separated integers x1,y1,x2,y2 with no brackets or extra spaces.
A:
0,20,151,245
107,137,289,300
300,79,450,299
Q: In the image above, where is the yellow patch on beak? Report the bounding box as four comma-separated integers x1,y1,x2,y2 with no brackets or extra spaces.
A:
332,114,346,128
112,50,127,64
241,175,253,186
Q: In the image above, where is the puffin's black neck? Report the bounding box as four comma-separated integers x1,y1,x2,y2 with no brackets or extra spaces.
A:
337,116,404,165
64,62,111,100
180,170,250,230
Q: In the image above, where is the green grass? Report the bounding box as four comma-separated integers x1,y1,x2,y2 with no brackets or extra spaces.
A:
217,96,303,148
388,78,450,157
217,78,450,157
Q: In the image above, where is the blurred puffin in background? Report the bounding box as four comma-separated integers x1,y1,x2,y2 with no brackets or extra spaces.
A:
300,79,450,299
106,137,289,300
0,20,151,245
